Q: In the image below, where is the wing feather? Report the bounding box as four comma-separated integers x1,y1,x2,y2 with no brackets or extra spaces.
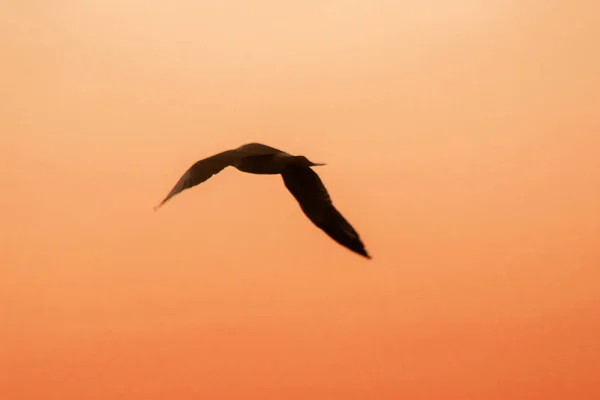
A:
155,150,239,209
281,166,371,259
155,143,285,210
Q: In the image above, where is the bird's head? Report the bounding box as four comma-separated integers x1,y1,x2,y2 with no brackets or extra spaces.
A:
294,155,326,168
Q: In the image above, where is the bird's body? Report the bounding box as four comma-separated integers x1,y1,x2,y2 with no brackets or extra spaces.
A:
233,152,290,174
155,143,371,259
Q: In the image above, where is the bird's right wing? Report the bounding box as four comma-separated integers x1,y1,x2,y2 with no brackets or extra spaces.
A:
281,166,371,259
154,150,240,210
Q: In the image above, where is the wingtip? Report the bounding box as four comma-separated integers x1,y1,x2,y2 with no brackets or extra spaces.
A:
354,248,372,259
154,197,169,211
358,246,372,259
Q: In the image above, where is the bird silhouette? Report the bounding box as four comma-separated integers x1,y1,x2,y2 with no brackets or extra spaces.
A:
155,143,371,259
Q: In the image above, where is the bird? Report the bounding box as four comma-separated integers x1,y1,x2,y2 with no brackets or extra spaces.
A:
154,142,371,259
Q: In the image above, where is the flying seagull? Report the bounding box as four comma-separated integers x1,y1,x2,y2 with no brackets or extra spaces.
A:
155,143,371,259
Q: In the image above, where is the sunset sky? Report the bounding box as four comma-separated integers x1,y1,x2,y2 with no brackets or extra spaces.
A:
1,1,599,399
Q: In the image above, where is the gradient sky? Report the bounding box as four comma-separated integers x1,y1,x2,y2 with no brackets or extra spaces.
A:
1,1,599,399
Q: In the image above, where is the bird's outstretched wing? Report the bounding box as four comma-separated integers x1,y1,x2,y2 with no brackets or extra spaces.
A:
281,166,371,259
154,150,240,210
154,143,286,210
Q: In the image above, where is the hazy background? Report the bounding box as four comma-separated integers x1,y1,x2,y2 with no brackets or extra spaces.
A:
1,1,599,399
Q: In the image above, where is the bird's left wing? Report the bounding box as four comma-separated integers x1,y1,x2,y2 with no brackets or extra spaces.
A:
154,150,240,210
281,166,371,259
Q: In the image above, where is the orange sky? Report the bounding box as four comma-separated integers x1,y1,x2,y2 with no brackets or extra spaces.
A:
1,1,599,399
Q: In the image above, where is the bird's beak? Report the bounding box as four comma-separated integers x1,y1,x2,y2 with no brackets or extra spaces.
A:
312,162,327,166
